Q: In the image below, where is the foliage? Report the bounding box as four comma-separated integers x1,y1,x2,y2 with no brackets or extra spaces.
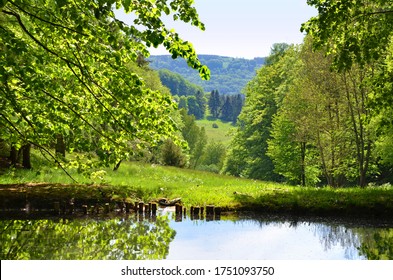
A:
0,0,209,173
199,141,227,172
301,0,393,70
158,69,204,96
208,90,221,118
150,55,265,95
159,138,187,168
301,1,393,186
358,229,393,260
179,110,207,167
225,35,387,187
185,95,204,119
0,216,175,260
223,44,294,180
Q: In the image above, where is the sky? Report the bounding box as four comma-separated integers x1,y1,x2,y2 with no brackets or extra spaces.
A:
116,0,317,59
150,0,317,58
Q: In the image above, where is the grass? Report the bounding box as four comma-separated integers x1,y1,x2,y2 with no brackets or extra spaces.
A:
1,160,393,217
196,117,235,145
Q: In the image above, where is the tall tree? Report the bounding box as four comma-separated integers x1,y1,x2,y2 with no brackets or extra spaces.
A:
223,44,294,180
208,90,221,118
0,0,209,172
220,96,233,122
231,94,244,123
195,90,206,119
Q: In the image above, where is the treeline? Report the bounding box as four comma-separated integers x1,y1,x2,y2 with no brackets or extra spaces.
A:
223,41,393,187
208,90,243,123
172,90,244,123
158,69,204,96
150,55,265,95
157,68,244,122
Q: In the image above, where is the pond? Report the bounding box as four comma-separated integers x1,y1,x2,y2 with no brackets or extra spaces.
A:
1,209,392,260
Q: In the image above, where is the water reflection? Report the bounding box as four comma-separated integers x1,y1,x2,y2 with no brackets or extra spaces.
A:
1,213,392,260
0,215,175,260
166,214,393,260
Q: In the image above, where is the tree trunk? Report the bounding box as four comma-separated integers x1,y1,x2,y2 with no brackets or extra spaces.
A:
22,144,32,169
9,145,18,166
300,142,306,187
113,160,122,171
55,134,66,157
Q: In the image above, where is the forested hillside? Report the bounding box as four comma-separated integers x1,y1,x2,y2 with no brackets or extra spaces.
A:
149,55,265,95
224,39,393,187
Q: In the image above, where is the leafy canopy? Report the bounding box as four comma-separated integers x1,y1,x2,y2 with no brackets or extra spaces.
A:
301,0,393,70
0,0,209,171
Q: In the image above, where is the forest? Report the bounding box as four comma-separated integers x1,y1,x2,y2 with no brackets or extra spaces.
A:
224,12,393,187
1,0,393,187
150,54,265,95
1,0,393,263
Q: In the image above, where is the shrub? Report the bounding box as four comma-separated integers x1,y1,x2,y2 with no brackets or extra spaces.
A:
160,139,187,168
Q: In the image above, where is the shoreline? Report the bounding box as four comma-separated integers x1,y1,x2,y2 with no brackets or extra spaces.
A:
1,183,392,220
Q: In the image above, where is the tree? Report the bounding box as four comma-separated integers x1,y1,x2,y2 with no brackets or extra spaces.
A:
208,90,221,118
178,96,188,110
195,90,206,119
231,94,244,123
179,109,206,168
301,0,393,70
220,96,234,122
223,44,294,180
267,112,308,185
186,96,201,119
160,139,187,167
267,37,378,187
0,0,210,173
200,141,226,172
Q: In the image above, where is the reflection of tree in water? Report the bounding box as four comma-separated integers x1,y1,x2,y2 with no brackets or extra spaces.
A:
287,220,393,260
0,216,175,260
308,223,362,259
356,228,393,260
251,219,362,259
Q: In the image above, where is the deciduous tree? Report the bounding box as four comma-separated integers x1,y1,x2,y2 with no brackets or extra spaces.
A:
0,0,209,173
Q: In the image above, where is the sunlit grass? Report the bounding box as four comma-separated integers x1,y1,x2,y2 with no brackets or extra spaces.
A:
1,160,393,215
196,118,235,145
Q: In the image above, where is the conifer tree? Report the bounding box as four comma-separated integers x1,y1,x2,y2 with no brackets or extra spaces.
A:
208,90,221,118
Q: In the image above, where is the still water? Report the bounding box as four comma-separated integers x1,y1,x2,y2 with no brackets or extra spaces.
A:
1,211,392,260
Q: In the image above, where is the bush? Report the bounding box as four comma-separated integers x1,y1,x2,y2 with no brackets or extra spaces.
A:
212,123,219,129
160,139,187,168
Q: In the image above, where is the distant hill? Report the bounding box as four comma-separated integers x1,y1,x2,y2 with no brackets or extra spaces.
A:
149,55,265,95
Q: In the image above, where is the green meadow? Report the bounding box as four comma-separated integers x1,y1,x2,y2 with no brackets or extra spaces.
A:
196,118,235,145
2,160,393,216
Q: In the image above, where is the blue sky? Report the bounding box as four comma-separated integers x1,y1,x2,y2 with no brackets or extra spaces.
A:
148,0,317,58
116,0,317,58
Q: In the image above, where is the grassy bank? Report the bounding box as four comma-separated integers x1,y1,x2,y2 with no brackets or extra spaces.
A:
1,161,393,217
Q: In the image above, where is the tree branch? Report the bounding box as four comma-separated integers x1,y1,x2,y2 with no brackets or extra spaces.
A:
8,0,88,36
0,112,77,183
2,9,79,68
41,89,120,147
